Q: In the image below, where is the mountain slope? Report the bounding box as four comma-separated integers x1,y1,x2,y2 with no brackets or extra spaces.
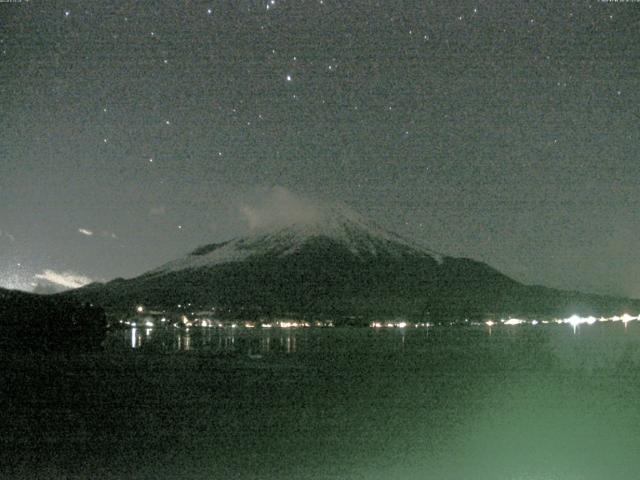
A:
63,205,640,322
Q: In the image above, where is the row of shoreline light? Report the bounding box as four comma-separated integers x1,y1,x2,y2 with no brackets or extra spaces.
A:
122,317,334,329
486,313,640,328
127,306,639,330
372,314,640,329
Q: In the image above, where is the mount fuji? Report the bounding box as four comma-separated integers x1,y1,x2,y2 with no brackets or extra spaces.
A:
63,202,639,322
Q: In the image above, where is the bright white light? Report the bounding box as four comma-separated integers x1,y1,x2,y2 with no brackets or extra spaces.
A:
136,305,144,313
531,320,538,326
397,322,407,328
504,318,524,325
286,74,292,82
566,315,582,327
485,320,495,327
145,320,154,327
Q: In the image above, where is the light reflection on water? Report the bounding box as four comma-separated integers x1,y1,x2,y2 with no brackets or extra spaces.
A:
110,325,310,354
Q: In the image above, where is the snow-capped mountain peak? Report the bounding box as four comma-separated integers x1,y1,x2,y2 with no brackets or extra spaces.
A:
150,203,443,275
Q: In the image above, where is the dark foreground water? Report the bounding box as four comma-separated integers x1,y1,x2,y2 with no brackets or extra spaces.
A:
3,323,640,479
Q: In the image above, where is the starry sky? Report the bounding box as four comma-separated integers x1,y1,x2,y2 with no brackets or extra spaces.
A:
1,0,639,297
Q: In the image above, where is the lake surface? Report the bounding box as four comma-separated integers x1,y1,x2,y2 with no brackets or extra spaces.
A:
4,322,640,479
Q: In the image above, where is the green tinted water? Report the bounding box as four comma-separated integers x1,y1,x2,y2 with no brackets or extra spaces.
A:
3,323,640,479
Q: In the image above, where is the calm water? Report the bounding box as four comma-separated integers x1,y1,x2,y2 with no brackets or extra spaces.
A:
4,322,640,479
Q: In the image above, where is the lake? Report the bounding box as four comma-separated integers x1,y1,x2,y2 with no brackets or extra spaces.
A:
3,322,640,479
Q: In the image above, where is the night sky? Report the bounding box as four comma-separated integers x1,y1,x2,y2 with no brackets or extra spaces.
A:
1,0,639,297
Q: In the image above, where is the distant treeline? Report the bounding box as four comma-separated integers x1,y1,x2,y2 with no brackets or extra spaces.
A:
0,289,106,351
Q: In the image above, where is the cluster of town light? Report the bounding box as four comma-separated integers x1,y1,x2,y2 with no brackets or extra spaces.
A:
370,321,432,328
125,307,334,330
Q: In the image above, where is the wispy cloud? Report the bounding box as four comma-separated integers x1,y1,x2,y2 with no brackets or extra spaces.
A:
240,187,323,230
0,229,15,242
34,269,93,290
78,228,94,236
